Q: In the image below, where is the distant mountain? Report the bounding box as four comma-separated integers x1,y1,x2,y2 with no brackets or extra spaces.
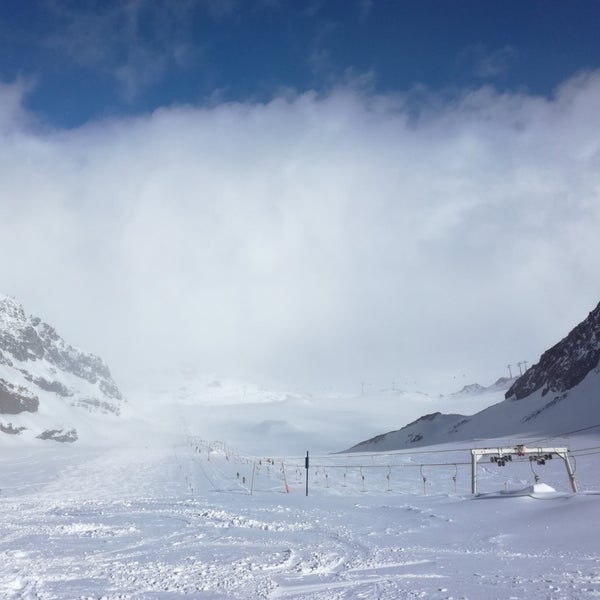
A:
451,377,517,397
453,383,486,395
345,301,600,452
0,294,124,442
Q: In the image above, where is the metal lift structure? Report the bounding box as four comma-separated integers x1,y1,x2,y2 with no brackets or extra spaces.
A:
470,444,577,494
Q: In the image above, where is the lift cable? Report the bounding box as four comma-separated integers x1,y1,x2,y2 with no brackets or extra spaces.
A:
283,460,471,469
530,423,600,445
570,449,600,458
570,445,600,454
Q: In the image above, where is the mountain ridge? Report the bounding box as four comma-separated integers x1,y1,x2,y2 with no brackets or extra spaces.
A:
0,293,124,442
345,301,600,452
506,301,600,401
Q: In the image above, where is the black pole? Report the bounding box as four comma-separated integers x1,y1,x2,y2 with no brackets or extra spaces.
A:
305,451,309,496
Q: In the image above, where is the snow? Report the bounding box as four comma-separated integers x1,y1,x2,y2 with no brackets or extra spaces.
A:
1,360,599,598
527,482,557,494
347,368,600,452
1,433,599,599
0,354,123,440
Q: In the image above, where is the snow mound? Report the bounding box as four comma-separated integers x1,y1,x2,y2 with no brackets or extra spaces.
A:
477,482,562,499
527,482,557,494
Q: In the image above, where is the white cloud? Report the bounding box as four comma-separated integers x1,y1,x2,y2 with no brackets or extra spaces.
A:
1,75,599,392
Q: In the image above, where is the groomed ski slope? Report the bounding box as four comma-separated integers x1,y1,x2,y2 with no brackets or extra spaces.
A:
0,437,599,599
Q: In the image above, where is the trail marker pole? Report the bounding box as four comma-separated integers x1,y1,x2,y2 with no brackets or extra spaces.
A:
250,461,256,496
305,451,309,497
281,462,290,493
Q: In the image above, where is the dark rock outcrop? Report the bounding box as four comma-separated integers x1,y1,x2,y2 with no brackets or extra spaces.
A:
36,428,78,443
73,397,121,415
0,378,39,414
506,301,600,400
0,294,124,422
0,295,122,398
33,377,73,397
0,422,27,435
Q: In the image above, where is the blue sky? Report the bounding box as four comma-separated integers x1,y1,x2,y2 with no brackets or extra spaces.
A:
1,1,600,393
2,0,600,128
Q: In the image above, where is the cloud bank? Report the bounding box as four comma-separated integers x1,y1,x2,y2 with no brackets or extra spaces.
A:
1,74,600,392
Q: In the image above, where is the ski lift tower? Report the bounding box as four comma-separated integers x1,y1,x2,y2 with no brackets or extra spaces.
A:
470,444,577,494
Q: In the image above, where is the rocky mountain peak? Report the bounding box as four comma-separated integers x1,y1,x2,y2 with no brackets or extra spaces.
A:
0,293,125,440
0,295,120,398
0,294,27,327
506,300,600,401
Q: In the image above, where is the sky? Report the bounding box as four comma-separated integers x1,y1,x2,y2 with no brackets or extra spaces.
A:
1,0,600,394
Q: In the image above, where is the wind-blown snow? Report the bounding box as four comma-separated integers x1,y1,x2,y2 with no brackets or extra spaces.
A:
1,327,599,597
121,367,511,456
0,433,599,599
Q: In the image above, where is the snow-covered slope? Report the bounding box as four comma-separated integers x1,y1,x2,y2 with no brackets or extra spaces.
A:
1,437,599,599
347,301,600,452
0,294,125,443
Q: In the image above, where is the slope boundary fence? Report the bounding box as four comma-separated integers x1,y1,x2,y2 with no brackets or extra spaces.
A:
184,437,588,497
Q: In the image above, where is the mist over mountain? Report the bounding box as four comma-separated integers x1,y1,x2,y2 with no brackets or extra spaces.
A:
0,294,124,443
346,301,600,452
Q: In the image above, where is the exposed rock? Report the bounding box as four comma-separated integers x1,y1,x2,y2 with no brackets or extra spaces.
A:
0,295,122,397
33,377,73,397
506,301,600,400
99,378,122,400
0,378,39,414
0,294,124,423
521,393,568,423
72,397,121,416
36,428,78,443
0,422,27,435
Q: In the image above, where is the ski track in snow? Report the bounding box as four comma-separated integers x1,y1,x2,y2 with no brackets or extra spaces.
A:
0,442,599,599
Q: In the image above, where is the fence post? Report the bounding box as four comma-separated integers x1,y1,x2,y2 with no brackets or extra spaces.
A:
305,451,309,497
250,461,256,495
